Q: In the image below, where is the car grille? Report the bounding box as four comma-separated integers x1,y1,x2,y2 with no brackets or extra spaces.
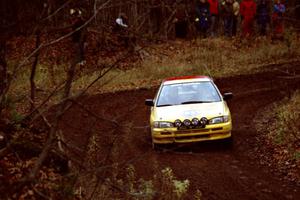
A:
177,134,210,140
176,127,223,134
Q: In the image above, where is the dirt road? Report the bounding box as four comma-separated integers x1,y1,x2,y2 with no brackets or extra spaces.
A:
60,63,300,200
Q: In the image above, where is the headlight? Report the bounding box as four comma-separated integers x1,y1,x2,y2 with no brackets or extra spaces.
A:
153,121,174,128
209,116,229,124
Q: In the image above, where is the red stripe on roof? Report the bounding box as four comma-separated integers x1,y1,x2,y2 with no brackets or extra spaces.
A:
163,75,210,82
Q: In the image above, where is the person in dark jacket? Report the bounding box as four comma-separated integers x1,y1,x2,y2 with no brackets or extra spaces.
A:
256,0,270,36
114,13,130,47
195,0,210,38
232,0,240,36
221,0,234,37
70,9,86,64
174,2,189,38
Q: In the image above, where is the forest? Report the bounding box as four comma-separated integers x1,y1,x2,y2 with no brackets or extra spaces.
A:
1,0,300,199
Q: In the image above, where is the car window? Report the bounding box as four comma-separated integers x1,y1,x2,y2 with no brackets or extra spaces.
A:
156,81,221,106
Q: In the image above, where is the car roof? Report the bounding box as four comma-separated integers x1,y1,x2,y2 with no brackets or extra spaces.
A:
163,75,212,85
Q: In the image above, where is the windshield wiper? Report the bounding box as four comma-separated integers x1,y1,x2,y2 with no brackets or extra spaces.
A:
181,101,213,104
157,104,174,107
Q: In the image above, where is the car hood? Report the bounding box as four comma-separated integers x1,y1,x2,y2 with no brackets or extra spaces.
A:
153,102,227,121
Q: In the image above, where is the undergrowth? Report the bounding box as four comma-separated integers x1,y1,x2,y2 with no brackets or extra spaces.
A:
71,130,192,200
74,164,190,200
255,90,300,183
271,91,300,151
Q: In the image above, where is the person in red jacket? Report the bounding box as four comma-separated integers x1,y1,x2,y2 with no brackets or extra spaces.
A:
240,0,256,37
207,0,219,37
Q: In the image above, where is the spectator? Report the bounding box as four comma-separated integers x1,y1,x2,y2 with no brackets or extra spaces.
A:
256,0,271,36
114,13,130,47
207,0,219,37
70,9,86,65
272,0,285,39
232,0,240,36
174,2,189,38
296,2,300,21
150,0,163,34
195,0,210,38
240,0,256,37
115,13,128,30
221,0,234,37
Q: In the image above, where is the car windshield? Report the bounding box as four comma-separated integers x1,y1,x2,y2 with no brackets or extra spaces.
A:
156,81,221,107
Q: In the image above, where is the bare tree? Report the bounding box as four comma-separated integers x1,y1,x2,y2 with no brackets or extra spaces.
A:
0,40,8,116
29,30,42,112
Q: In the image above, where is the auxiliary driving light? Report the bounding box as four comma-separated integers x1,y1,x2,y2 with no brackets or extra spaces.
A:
174,119,182,127
191,118,199,126
199,117,208,127
183,119,191,127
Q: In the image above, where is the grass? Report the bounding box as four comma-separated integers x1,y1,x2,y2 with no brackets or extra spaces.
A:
71,36,300,94
272,91,300,147
7,33,300,101
253,89,300,183
255,90,300,180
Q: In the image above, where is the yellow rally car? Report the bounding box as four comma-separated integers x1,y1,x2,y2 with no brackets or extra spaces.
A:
145,75,233,149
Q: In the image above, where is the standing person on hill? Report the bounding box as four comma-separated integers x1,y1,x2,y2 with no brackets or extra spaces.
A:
272,0,285,39
114,13,130,47
70,9,86,65
221,0,234,37
256,0,271,36
207,0,219,37
195,0,210,38
232,0,240,36
174,2,189,38
240,0,257,37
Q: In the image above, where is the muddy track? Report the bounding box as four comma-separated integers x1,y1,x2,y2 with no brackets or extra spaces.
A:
60,63,300,200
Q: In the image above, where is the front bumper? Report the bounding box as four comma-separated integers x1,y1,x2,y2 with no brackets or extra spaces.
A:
151,122,232,144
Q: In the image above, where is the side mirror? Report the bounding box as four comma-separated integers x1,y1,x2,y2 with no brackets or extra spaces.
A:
145,99,154,106
223,92,233,101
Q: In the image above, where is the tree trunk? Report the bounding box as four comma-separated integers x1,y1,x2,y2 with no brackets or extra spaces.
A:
0,40,8,116
29,31,41,112
28,43,80,181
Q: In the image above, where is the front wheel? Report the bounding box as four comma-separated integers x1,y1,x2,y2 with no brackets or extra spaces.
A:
223,136,233,148
152,141,164,151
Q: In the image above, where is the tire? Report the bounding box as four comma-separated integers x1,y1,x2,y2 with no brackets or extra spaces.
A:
152,142,163,151
223,136,233,149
